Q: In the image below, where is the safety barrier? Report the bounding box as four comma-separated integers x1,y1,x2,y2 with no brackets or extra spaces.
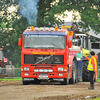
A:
0,68,21,78
0,67,100,79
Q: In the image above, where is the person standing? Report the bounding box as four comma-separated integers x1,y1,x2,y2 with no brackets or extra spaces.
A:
84,51,98,90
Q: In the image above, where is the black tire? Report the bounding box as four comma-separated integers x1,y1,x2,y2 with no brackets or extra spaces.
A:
82,60,89,82
69,61,76,84
75,66,78,83
22,78,30,85
61,67,69,85
34,79,41,84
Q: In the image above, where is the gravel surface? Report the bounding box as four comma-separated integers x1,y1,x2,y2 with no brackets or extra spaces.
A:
0,81,100,100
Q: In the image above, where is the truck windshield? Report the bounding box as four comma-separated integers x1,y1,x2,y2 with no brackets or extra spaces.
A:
23,35,65,49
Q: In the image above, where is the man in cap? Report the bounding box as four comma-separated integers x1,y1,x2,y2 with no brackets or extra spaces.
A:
84,51,98,90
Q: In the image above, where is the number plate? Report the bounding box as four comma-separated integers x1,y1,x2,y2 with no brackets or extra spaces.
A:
39,73,48,79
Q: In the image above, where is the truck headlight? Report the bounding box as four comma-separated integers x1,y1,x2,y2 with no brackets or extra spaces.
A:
34,69,38,72
24,73,29,76
44,69,48,72
58,73,63,76
24,67,29,71
39,69,44,72
48,69,53,72
58,67,63,71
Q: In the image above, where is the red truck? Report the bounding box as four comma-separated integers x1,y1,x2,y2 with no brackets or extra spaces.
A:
18,26,79,85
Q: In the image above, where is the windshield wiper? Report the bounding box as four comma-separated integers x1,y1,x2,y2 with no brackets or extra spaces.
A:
51,43,63,49
24,47,32,48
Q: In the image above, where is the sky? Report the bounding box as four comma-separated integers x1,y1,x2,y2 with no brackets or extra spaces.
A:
58,10,81,22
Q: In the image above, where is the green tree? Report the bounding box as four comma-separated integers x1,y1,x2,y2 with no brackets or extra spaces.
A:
37,0,68,27
37,0,100,34
0,0,14,48
11,17,29,67
0,0,29,67
1,0,100,67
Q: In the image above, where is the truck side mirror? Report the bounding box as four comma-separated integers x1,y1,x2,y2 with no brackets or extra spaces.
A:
18,38,22,47
68,40,72,48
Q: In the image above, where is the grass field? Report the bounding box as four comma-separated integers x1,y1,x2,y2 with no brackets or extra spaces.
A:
87,97,100,100
0,78,100,82
97,79,100,82
0,78,22,81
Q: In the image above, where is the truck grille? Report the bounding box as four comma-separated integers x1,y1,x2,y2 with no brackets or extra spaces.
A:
24,55,64,64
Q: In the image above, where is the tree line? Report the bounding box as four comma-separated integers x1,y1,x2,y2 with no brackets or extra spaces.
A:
0,0,100,67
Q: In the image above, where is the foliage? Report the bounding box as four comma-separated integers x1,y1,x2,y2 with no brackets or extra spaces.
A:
97,79,100,82
37,0,100,33
87,97,100,100
11,17,29,67
0,0,29,67
55,0,100,34
0,0,100,67
37,0,67,27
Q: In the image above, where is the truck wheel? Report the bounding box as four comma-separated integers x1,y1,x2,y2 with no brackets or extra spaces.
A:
22,78,30,85
82,60,89,82
75,67,78,83
69,61,76,84
61,67,69,85
34,79,41,84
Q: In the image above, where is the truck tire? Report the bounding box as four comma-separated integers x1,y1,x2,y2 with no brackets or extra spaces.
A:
22,78,30,85
82,60,89,82
75,66,78,83
34,79,41,84
61,67,69,85
69,61,76,84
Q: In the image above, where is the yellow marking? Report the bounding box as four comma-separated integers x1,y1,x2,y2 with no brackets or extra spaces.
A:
35,52,38,54
53,52,55,55
32,52,35,54
50,52,52,55
61,26,71,29
68,31,74,36
43,52,46,54
32,51,55,55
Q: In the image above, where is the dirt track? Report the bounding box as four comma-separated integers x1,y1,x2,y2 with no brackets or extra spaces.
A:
0,81,100,100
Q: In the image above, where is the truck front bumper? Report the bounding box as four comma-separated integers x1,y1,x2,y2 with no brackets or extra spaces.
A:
22,78,64,82
21,72,67,80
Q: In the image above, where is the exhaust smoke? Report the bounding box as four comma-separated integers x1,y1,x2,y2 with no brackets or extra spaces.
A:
18,0,39,26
